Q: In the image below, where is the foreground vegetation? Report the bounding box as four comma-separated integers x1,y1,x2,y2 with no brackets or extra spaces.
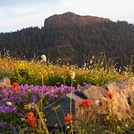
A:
0,53,134,133
0,52,133,87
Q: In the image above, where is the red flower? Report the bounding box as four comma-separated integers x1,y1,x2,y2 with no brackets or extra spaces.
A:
77,101,84,106
9,62,13,65
64,114,73,124
10,66,14,70
12,82,19,93
0,65,4,68
12,82,19,88
64,69,70,74
26,112,36,127
26,112,34,117
108,92,114,101
27,120,36,127
77,99,92,107
84,99,92,107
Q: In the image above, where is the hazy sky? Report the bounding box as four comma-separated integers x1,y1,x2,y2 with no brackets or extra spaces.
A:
0,0,134,33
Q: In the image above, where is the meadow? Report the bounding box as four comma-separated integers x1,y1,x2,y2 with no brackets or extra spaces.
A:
0,52,134,134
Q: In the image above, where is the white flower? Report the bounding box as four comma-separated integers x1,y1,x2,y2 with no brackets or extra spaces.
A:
71,71,75,79
92,55,95,59
125,124,128,128
41,55,47,62
66,125,71,129
55,123,58,128
90,60,93,64
6,102,12,106
95,100,100,105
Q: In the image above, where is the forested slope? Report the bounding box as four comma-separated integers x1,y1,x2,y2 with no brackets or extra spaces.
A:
0,13,134,67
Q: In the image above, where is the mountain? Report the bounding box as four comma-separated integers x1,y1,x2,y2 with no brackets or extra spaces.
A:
44,12,111,28
0,12,134,68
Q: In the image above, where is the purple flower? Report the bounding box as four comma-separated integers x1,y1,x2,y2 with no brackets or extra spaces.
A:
0,94,3,98
48,93,59,99
83,83,91,87
0,82,90,116
17,113,24,118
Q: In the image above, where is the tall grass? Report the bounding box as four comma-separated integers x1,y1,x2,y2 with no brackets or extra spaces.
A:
0,52,133,87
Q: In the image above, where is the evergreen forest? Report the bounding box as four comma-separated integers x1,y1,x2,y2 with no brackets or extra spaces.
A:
0,20,134,68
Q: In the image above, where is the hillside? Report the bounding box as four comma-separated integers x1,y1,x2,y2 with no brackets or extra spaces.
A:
0,12,134,68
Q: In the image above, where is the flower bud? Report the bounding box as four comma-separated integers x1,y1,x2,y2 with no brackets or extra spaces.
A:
41,55,47,62
95,100,100,105
71,71,75,79
6,102,12,106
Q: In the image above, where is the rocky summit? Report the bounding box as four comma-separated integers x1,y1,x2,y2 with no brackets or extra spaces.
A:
44,12,111,28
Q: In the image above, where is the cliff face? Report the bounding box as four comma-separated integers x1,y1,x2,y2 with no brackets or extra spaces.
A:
44,12,111,28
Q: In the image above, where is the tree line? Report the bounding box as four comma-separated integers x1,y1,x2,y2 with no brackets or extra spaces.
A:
0,21,134,68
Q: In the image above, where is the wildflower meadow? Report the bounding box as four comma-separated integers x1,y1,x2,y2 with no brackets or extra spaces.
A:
0,52,134,133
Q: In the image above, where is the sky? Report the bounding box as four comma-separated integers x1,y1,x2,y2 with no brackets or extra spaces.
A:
0,0,134,33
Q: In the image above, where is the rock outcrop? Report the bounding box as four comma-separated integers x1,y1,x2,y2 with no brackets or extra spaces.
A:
44,12,111,28
42,77,134,130
0,77,11,89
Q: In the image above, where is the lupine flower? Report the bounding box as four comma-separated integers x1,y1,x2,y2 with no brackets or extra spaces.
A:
108,92,114,101
18,113,25,118
0,83,88,116
83,83,91,87
64,114,73,124
77,99,92,107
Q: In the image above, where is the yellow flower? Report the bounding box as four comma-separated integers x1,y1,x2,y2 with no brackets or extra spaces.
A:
38,118,47,122
39,112,45,117
21,118,26,121
27,89,31,92
13,107,17,110
24,103,35,110
56,82,60,84
92,129,96,132
117,125,120,129
52,105,61,111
